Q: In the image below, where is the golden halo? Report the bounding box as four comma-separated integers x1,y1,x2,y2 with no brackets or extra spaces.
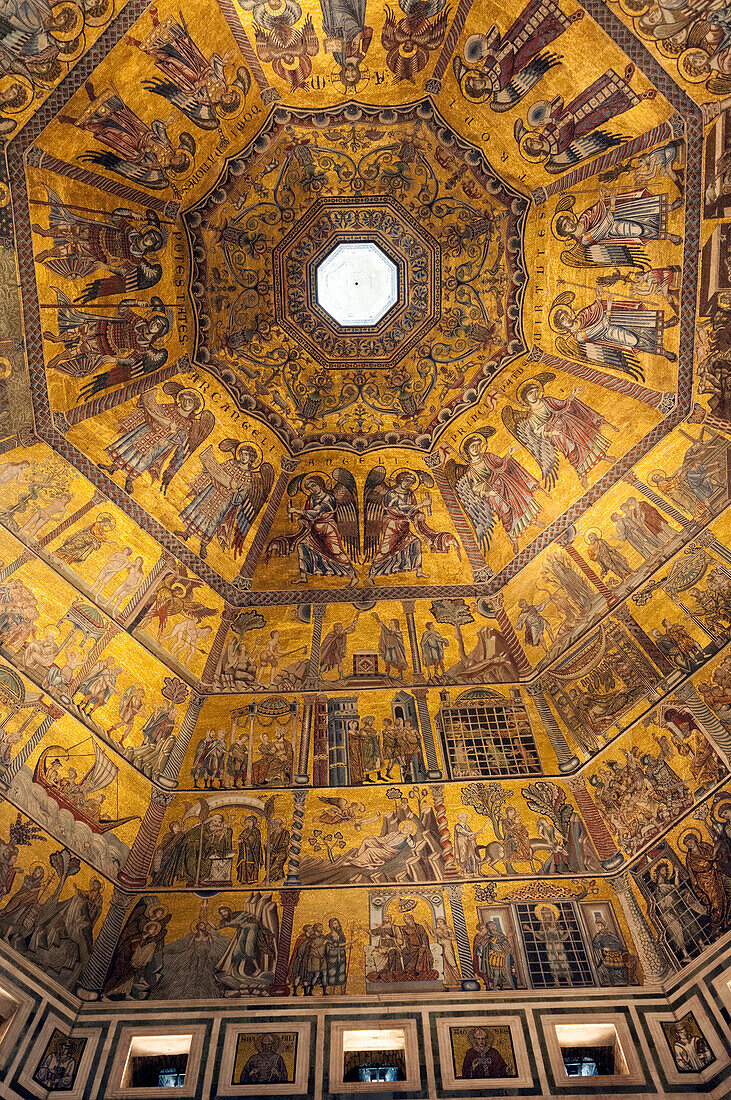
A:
549,305,573,334
678,46,711,82
55,34,86,63
236,440,262,467
679,827,702,848
656,36,685,59
391,467,417,486
459,433,488,458
713,798,731,819
0,74,34,113
50,1,84,41
175,388,203,413
255,1032,281,1053
83,0,115,26
535,903,560,920
30,862,46,875
518,131,547,164
95,511,115,527
551,209,575,241
651,859,672,881
617,0,652,15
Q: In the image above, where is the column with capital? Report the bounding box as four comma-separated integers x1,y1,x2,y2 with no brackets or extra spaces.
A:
238,457,300,583
673,680,731,767
447,884,480,991
432,784,458,878
557,527,615,604
0,705,62,793
118,787,174,889
530,120,677,203
424,453,493,583
76,885,137,1000
269,889,300,997
68,622,121,697
296,694,315,785
612,870,670,984
305,603,325,686
413,686,442,780
424,0,477,93
526,680,580,772
37,490,107,550
482,593,531,676
567,774,623,871
284,788,307,887
0,549,34,582
121,550,176,628
611,603,674,678
622,470,693,529
201,603,238,687
158,693,205,788
402,600,425,684
694,527,731,571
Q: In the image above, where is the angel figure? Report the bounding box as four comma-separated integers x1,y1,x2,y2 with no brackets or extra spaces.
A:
550,287,678,377
553,188,683,269
320,0,373,91
265,471,359,585
99,382,214,496
442,429,543,555
176,440,274,560
453,0,581,110
60,81,196,191
514,66,655,174
255,15,319,91
139,573,215,640
318,797,369,826
127,6,251,130
33,189,166,304
44,290,171,395
381,0,450,83
364,467,460,581
501,373,616,490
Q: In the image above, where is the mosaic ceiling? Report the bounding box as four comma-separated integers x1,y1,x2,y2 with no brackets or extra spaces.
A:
0,0,729,1007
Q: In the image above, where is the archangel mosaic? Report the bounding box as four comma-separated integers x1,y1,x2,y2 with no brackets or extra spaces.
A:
0,0,730,1094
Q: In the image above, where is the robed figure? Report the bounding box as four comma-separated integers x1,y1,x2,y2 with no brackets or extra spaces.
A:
514,66,654,173
61,81,195,190
265,471,359,585
364,466,460,581
443,429,543,554
502,372,615,489
100,382,214,494
453,0,581,110
177,441,274,559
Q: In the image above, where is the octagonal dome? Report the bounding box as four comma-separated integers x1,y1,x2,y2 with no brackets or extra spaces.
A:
315,241,398,327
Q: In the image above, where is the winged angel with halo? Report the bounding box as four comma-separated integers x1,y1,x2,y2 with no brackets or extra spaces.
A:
266,469,360,586
549,287,677,379
100,381,215,496
265,466,460,584
501,373,617,490
441,429,544,555
176,440,275,560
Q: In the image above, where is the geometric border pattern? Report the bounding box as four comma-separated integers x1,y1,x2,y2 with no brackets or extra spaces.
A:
3,0,703,607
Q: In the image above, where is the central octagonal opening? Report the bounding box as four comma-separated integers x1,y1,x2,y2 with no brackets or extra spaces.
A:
316,241,398,327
